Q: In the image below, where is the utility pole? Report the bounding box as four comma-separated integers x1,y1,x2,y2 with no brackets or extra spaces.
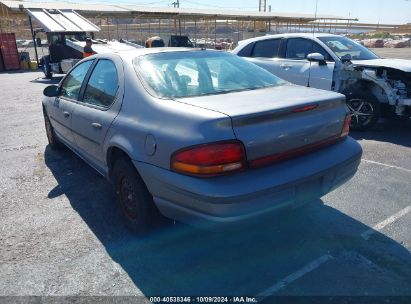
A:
259,0,266,12
172,0,181,35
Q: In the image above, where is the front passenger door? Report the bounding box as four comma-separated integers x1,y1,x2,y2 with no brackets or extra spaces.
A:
304,42,335,91
48,60,93,145
275,38,335,90
274,38,312,86
71,59,122,168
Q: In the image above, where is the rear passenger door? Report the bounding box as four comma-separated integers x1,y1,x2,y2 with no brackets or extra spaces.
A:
70,58,123,169
239,38,284,77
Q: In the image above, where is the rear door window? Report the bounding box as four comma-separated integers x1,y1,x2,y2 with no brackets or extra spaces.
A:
82,60,119,108
59,60,93,100
251,39,281,58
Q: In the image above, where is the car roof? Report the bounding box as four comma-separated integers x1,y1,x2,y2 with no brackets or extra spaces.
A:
238,32,341,45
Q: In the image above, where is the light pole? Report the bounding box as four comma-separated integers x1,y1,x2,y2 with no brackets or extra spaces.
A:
259,0,267,12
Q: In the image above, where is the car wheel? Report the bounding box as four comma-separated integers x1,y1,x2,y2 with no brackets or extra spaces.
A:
42,56,52,79
346,92,380,131
43,108,62,149
112,157,160,234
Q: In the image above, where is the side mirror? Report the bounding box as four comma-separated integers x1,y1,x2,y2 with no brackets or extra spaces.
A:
43,85,59,97
307,53,327,66
341,54,352,63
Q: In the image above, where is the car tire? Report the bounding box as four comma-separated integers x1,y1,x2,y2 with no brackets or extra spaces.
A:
43,108,62,149
42,56,53,79
345,91,380,131
112,157,160,234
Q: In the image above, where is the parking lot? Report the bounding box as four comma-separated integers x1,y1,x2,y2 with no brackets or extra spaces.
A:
371,48,411,60
0,66,410,299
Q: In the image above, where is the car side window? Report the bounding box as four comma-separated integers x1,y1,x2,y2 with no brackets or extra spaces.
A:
251,39,281,58
311,42,334,62
237,42,255,57
82,60,119,108
285,38,314,60
59,60,93,100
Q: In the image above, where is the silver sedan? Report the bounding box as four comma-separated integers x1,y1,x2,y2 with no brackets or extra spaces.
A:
42,48,362,233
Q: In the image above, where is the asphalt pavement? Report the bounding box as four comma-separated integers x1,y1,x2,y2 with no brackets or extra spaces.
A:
0,71,410,299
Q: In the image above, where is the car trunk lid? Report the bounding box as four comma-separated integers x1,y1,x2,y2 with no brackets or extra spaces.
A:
178,84,348,161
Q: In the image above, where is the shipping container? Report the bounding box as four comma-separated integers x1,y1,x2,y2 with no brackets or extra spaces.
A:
0,50,4,72
0,33,20,71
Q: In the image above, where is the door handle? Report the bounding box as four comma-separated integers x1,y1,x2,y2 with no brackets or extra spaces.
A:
91,123,102,129
63,111,70,118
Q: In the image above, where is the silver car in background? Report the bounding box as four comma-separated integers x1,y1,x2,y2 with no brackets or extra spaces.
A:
233,33,411,130
42,49,362,233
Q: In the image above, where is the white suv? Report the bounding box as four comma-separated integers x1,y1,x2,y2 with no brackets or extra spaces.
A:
233,33,411,130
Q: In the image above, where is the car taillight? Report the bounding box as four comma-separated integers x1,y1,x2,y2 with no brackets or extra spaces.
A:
171,141,246,177
341,114,351,137
292,104,318,113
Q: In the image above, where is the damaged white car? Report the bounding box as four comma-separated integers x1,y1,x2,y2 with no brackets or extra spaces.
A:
233,33,411,130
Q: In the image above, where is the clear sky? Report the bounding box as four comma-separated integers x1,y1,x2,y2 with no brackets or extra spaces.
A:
62,0,411,24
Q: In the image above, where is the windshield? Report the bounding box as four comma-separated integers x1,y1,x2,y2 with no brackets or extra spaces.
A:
134,51,284,99
318,36,379,61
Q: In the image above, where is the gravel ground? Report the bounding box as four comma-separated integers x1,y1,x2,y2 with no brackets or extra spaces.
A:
0,71,410,299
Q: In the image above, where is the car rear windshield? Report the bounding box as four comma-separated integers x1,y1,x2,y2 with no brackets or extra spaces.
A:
134,50,284,99
318,36,379,61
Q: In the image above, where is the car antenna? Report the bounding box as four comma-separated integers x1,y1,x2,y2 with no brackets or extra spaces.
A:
313,0,319,38
308,0,319,88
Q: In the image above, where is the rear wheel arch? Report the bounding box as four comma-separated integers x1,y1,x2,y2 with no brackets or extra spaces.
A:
105,133,145,179
106,146,132,180
108,147,164,233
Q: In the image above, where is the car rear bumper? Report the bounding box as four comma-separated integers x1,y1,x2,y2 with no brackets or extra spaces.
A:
134,137,362,228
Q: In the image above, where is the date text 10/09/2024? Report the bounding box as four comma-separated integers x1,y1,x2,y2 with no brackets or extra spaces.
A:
149,297,258,303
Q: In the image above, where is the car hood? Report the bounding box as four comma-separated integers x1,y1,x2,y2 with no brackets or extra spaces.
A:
351,59,411,72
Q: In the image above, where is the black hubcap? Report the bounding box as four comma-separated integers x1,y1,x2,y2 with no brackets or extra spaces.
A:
347,99,374,128
119,177,138,220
